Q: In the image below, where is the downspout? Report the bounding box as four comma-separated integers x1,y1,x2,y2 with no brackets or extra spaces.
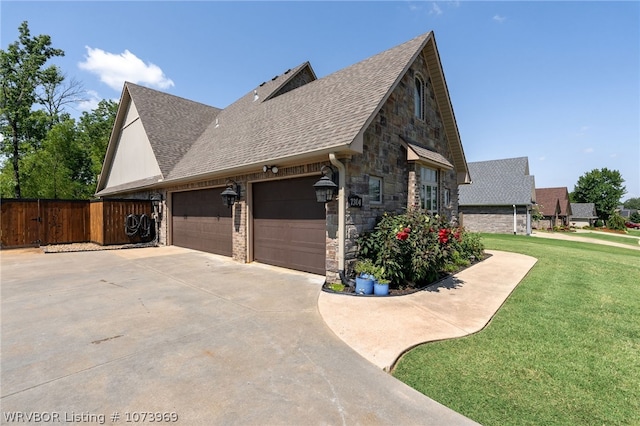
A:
513,204,517,235
329,153,346,273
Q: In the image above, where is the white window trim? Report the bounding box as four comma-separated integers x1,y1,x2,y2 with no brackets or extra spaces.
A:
420,166,438,213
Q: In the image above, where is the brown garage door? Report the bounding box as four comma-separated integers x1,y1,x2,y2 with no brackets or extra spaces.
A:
172,188,232,256
253,176,326,275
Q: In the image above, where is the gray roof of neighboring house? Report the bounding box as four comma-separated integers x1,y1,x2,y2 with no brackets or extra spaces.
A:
458,157,535,206
570,203,597,219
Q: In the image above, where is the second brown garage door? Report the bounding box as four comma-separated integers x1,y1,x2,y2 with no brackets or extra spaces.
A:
172,188,232,256
253,176,326,275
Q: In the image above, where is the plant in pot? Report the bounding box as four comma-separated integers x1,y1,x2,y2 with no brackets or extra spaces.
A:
354,259,375,295
373,267,390,296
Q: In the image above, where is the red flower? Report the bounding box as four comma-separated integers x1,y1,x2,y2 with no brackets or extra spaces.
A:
396,231,409,241
454,230,462,242
403,227,411,233
438,228,449,244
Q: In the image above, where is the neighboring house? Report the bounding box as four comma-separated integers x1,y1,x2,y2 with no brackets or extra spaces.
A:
534,187,572,228
569,203,597,228
458,157,536,235
96,32,470,280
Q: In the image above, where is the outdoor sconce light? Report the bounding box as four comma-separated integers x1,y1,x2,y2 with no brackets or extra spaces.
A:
150,193,163,218
313,166,338,203
221,180,240,208
262,165,279,174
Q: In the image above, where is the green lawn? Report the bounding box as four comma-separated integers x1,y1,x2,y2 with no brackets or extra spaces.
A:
392,234,640,426
627,228,640,238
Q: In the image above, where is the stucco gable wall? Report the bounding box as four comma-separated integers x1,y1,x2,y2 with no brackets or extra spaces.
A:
104,101,162,189
342,52,459,272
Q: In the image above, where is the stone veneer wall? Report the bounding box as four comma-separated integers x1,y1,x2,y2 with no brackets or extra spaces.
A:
338,52,460,277
459,205,530,234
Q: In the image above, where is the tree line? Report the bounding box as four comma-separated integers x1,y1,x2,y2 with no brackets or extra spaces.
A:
0,21,117,199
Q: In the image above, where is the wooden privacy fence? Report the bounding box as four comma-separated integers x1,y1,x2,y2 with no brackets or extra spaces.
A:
1,198,153,249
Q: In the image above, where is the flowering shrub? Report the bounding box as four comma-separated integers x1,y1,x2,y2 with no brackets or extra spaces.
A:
357,209,484,288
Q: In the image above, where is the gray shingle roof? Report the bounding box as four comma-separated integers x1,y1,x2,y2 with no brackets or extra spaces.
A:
97,31,469,194
570,203,597,219
166,33,432,181
459,157,535,206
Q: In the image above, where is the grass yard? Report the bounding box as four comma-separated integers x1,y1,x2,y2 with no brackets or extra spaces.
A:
392,234,640,426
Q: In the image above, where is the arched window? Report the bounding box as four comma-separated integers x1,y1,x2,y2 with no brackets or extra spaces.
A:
414,74,425,120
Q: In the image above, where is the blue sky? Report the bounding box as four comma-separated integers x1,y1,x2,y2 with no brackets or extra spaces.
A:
2,1,639,200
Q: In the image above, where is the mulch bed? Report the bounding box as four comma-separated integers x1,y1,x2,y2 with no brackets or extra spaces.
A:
323,253,491,297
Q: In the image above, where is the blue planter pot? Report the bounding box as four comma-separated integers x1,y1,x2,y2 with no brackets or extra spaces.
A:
374,282,389,296
355,276,374,295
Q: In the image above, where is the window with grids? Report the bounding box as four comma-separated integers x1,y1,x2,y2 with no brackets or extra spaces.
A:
414,74,425,120
420,167,438,212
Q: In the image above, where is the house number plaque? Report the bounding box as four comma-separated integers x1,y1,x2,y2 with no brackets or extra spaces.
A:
348,194,363,208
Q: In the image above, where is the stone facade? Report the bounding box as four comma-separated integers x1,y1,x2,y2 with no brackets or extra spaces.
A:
335,53,460,277
459,205,531,235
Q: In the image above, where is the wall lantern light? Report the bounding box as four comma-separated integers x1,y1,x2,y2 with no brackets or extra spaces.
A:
262,165,279,174
221,180,240,208
150,193,163,218
313,166,338,203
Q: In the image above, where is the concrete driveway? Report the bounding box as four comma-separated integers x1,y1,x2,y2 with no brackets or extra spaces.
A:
1,246,477,425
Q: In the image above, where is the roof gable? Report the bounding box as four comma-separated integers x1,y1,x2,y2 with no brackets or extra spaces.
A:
459,157,535,206
535,187,572,216
96,83,221,194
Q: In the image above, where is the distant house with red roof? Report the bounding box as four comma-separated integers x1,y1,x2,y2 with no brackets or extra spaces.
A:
534,187,572,229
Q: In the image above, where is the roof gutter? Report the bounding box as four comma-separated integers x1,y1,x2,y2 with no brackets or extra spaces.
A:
329,153,345,272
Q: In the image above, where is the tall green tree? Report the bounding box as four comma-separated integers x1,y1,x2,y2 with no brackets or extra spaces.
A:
20,118,93,199
0,21,64,197
572,168,626,221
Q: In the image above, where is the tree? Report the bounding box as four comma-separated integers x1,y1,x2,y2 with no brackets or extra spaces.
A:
572,168,626,221
20,118,93,199
76,99,118,195
0,21,64,197
623,197,640,210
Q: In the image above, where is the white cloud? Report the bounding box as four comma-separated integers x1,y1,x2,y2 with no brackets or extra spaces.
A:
430,3,443,15
610,153,618,158
584,147,594,154
538,156,546,161
78,46,174,91
493,15,506,23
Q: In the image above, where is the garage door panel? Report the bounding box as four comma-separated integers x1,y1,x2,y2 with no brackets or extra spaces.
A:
253,177,326,275
172,188,232,257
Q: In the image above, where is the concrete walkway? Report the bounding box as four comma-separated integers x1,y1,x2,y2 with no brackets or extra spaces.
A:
531,230,640,250
318,250,538,371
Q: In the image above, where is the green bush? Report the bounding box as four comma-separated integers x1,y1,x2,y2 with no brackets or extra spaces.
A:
357,209,484,288
595,219,604,228
629,211,640,223
607,212,626,231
